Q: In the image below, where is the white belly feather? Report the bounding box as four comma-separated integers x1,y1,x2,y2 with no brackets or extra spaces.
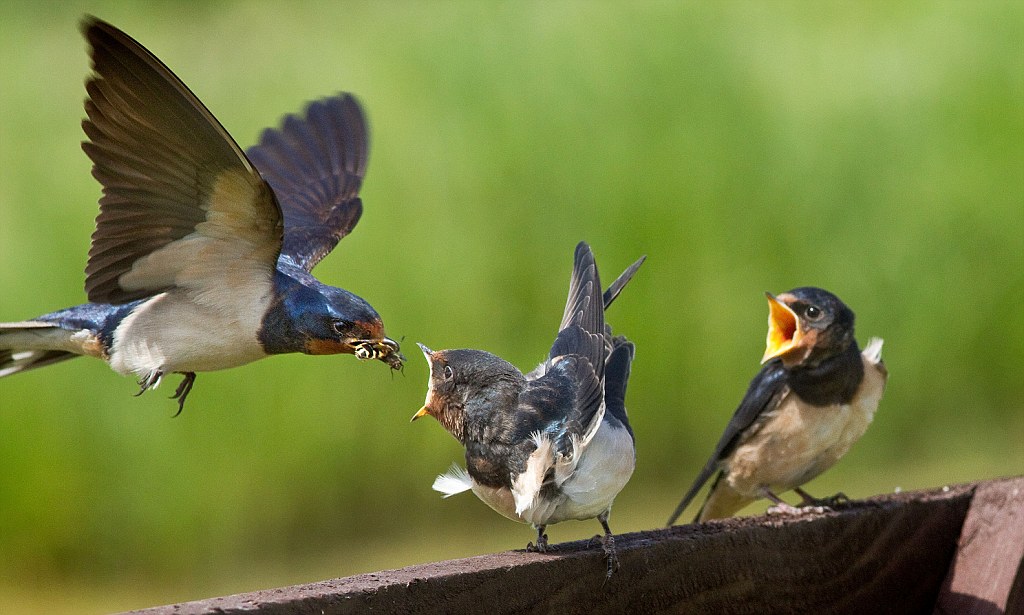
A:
435,419,636,527
108,286,271,377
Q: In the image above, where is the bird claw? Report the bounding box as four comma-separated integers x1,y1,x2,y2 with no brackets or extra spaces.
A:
134,370,196,415
805,493,850,508
765,502,803,516
169,372,197,417
599,533,619,581
795,488,849,509
596,511,619,580
135,370,164,396
526,530,550,553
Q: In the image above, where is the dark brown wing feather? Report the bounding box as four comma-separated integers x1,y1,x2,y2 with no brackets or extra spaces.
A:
81,17,279,303
247,95,368,271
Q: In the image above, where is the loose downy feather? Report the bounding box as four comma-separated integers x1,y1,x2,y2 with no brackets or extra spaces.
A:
432,464,473,498
862,337,884,365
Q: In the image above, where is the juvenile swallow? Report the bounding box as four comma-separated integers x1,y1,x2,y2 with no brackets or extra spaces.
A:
413,242,644,578
0,18,402,413
666,287,886,525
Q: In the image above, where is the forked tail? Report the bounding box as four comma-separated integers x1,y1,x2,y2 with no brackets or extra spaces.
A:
0,322,82,378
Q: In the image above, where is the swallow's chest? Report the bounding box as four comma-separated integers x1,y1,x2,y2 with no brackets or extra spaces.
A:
107,287,272,374
727,365,886,494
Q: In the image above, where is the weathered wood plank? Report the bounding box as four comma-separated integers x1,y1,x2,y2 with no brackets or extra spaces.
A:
126,479,994,615
935,475,1024,615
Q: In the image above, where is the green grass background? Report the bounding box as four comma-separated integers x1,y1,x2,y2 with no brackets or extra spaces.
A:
1,1,1022,612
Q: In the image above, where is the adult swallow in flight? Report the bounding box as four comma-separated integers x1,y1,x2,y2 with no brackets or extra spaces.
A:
413,242,644,578
0,18,402,413
666,287,886,525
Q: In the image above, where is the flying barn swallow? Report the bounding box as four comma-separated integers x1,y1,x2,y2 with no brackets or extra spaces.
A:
0,18,402,413
413,242,644,578
666,287,886,525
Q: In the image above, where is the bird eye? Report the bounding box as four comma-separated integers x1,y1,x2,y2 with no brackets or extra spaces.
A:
331,320,351,335
805,305,823,320
443,365,454,380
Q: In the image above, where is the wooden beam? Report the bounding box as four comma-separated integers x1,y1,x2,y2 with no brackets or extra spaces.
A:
935,475,1024,614
125,478,1008,615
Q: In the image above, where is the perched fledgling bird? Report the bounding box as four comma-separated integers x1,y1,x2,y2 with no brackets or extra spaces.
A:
0,18,403,414
666,287,886,525
413,242,644,578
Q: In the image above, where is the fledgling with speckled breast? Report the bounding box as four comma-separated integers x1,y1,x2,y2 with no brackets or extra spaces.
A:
667,287,887,526
413,242,644,578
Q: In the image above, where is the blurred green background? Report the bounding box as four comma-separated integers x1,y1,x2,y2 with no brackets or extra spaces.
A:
1,1,1022,612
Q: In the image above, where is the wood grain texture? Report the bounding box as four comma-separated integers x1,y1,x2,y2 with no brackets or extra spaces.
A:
124,479,1005,615
935,476,1024,615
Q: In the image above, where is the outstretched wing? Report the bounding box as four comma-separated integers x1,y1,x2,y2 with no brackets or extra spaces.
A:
666,361,790,525
547,241,608,437
247,95,368,271
81,17,282,304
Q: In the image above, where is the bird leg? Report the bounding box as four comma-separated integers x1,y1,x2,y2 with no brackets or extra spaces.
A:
597,510,620,580
169,372,197,417
794,487,849,509
135,370,164,396
761,488,802,515
526,526,550,553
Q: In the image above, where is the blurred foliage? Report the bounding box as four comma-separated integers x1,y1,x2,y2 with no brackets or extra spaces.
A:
1,1,1022,612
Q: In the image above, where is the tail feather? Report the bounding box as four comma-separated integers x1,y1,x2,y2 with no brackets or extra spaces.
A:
0,322,84,378
604,337,635,438
695,472,755,522
0,349,79,378
603,255,646,310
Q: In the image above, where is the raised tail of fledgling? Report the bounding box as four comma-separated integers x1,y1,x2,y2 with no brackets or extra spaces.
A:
604,336,636,439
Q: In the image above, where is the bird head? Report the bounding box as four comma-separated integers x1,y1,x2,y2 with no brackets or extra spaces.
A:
762,287,856,368
411,344,523,443
304,285,403,369
263,279,403,369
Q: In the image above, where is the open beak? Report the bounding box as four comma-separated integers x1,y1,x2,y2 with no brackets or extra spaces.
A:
417,343,434,359
762,292,803,364
411,343,436,421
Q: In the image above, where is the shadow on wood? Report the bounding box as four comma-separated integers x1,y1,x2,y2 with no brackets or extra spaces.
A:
125,476,1023,615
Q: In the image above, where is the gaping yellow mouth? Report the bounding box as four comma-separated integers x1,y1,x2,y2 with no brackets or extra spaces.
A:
762,292,803,364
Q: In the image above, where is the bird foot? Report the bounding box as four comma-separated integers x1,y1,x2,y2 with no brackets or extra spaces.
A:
169,372,197,417
526,532,551,553
798,491,850,508
765,502,804,516
135,370,164,396
595,511,619,580
599,533,619,581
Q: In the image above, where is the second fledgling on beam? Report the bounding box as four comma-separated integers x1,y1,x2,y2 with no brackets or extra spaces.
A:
413,242,644,578
667,287,887,525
